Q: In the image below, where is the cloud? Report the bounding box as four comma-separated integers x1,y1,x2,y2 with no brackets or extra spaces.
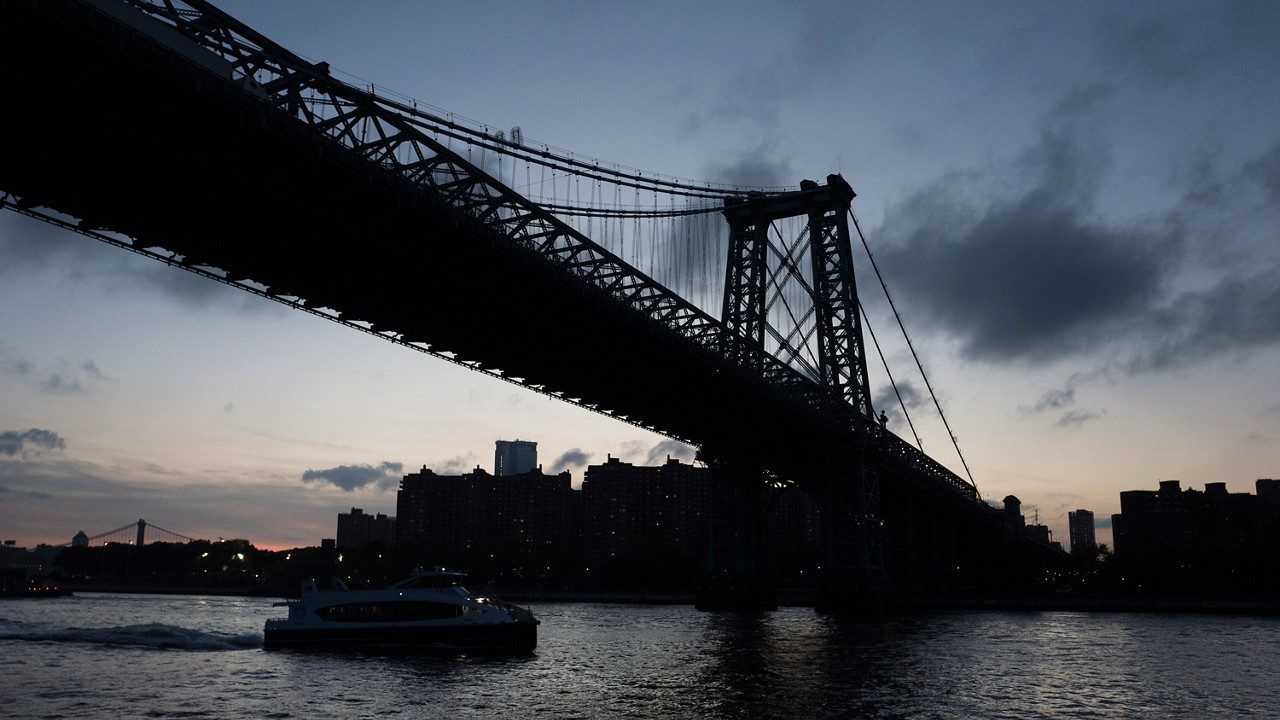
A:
0,344,112,396
874,137,1181,364
644,439,695,465
1054,409,1105,428
1028,387,1075,414
550,448,592,472
1019,371,1108,415
80,360,106,381
872,379,927,428
0,428,66,457
39,373,86,395
300,461,403,492
873,89,1280,376
431,453,478,475
1,356,33,376
1126,269,1280,372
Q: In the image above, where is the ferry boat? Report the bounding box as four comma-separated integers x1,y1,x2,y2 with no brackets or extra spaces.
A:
264,569,537,651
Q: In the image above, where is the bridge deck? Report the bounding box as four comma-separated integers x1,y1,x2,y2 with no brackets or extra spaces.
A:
1,0,979,507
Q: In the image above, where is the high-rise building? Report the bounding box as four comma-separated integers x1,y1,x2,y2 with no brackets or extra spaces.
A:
495,439,537,476
1111,479,1280,557
1258,478,1280,499
1068,509,1096,556
336,507,396,548
581,456,709,574
396,465,577,572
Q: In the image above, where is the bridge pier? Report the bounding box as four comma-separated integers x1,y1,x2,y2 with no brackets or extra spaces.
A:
815,446,888,613
695,453,777,612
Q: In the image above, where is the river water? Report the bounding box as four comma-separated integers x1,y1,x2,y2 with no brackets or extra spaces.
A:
1,593,1276,718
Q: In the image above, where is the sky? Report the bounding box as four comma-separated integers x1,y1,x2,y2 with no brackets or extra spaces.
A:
3,0,1279,550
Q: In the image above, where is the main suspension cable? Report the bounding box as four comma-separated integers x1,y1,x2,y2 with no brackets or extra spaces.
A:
541,201,722,219
859,301,923,451
849,209,979,495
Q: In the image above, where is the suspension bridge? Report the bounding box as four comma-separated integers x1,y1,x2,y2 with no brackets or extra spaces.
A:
64,520,199,548
1,0,1066,609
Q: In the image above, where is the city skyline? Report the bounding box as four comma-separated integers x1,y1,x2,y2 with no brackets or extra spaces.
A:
4,0,1280,550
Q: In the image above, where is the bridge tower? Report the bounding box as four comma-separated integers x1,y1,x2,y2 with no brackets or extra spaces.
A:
701,174,885,611
136,519,146,547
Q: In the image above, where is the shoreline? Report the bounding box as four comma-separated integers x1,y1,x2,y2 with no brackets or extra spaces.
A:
52,585,1280,615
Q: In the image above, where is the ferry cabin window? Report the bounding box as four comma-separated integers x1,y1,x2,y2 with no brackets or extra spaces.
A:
402,575,466,589
315,601,471,622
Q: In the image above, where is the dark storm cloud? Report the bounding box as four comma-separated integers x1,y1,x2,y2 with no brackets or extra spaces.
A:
550,448,592,472
0,428,66,457
644,439,695,465
300,461,403,492
873,88,1280,374
1055,409,1105,429
874,131,1181,364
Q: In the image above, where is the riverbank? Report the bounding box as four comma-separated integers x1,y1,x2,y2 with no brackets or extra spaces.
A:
62,584,288,599
55,585,1280,615
902,595,1280,615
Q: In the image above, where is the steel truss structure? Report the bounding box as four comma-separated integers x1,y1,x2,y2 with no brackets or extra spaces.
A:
104,0,852,436
0,0,990,574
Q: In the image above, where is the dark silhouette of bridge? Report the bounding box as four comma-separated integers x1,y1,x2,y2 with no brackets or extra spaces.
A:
64,519,198,548
1,0,1066,609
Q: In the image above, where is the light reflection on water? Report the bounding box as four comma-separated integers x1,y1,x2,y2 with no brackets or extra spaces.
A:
1,593,1277,718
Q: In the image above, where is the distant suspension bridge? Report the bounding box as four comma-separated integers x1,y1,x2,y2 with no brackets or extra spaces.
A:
63,520,200,548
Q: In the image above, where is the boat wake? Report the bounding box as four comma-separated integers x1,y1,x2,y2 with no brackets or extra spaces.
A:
0,618,260,651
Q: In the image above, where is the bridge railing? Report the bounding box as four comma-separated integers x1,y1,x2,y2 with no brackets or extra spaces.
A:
878,430,980,502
